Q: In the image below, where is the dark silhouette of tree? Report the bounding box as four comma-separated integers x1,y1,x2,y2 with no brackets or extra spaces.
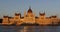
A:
0,19,2,23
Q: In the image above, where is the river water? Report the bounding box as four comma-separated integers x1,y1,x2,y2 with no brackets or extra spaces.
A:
0,26,60,32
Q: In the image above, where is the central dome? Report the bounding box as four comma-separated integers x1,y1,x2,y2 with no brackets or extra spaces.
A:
27,7,32,13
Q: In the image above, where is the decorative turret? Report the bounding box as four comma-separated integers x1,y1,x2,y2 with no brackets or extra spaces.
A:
51,15,57,18
14,13,21,25
15,13,21,16
39,12,46,19
15,13,21,18
14,13,21,19
3,16,8,18
39,12,45,16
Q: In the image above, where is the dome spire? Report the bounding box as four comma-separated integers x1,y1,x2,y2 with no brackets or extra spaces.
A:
27,6,32,13
29,6,31,9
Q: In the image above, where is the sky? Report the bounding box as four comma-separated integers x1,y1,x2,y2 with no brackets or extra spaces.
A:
0,0,60,18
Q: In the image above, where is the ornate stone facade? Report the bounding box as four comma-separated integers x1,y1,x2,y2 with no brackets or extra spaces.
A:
2,7,60,25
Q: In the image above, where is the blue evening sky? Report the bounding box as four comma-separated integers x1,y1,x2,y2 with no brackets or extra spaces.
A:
0,0,60,18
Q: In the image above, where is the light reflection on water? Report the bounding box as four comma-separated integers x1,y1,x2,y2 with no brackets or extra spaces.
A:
0,26,60,32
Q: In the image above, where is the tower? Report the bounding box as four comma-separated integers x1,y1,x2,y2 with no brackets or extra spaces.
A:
2,16,9,25
14,13,21,25
51,15,59,24
37,12,46,25
8,17,14,25
39,12,45,19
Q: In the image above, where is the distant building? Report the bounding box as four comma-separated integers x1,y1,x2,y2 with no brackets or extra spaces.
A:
2,7,60,25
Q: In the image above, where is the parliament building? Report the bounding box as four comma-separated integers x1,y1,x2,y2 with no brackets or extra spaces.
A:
2,7,60,25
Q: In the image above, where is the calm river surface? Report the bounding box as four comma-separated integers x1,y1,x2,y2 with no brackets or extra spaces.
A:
0,26,60,32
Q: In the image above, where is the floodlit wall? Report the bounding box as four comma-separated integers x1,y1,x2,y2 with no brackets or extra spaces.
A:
2,16,9,24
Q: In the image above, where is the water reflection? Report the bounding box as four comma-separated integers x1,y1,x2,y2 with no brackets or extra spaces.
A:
0,26,60,32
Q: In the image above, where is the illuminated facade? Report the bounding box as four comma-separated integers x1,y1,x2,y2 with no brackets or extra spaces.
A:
2,7,60,25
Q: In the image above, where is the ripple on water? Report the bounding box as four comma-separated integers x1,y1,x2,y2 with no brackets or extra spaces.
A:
0,26,60,32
